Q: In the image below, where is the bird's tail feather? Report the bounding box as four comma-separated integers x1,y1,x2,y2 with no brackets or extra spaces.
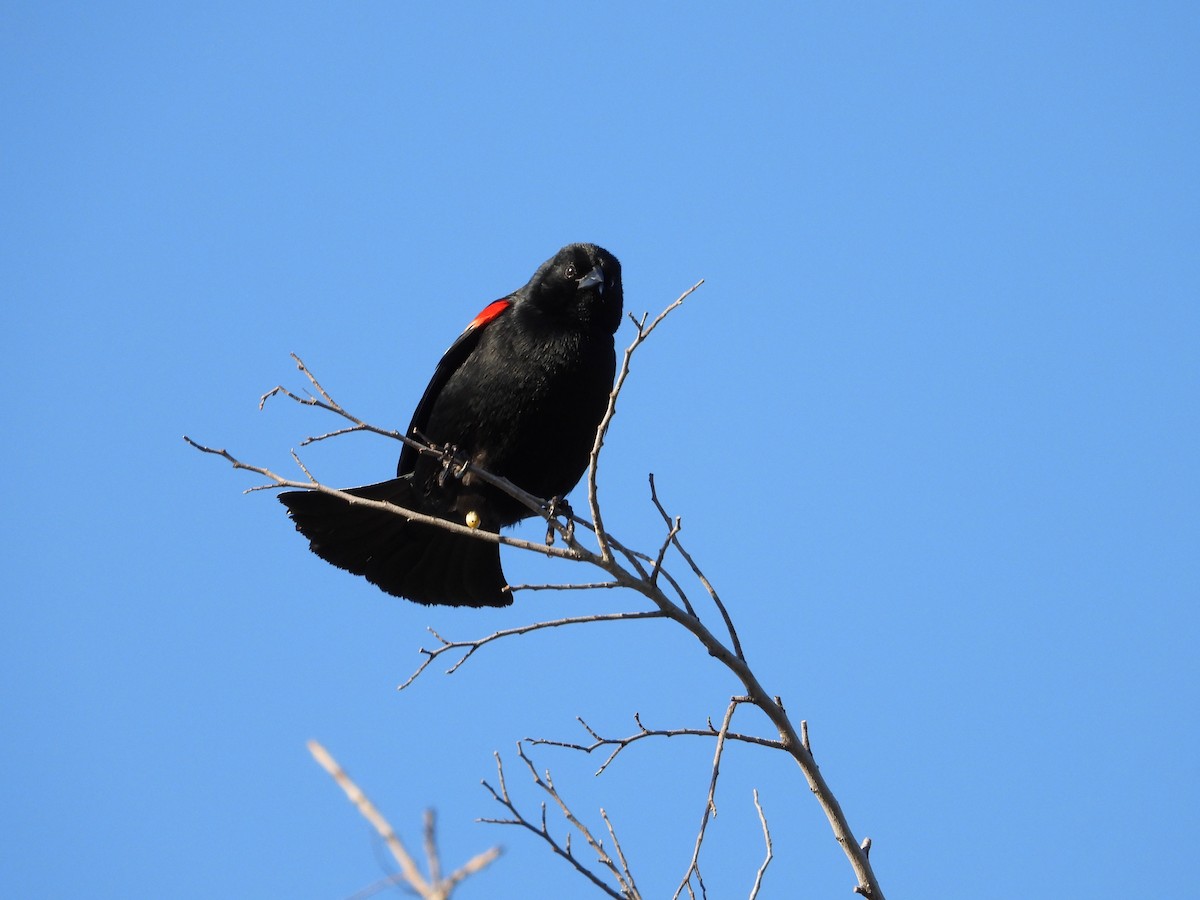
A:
278,479,510,608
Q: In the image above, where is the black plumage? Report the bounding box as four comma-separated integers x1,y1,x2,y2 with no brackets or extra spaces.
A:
279,243,623,607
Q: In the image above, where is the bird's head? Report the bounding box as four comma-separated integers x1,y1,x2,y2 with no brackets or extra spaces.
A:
522,243,623,335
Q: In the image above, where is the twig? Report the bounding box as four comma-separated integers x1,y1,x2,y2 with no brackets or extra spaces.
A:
650,515,683,587
308,740,501,900
672,697,747,900
182,436,583,561
479,748,638,899
260,353,583,546
423,809,442,887
398,612,666,691
649,474,744,662
528,713,784,777
600,808,639,896
586,281,704,562
342,872,406,900
259,355,408,447
439,845,505,896
507,581,624,592
748,789,772,900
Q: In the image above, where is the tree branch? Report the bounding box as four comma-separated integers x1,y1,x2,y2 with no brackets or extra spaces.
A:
397,612,666,691
191,278,886,899
748,789,772,900
672,696,747,900
480,746,639,899
307,740,501,900
527,712,784,777
647,474,744,661
586,280,704,562
182,436,584,561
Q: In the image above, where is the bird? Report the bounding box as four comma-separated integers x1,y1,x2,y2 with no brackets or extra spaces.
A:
278,243,623,607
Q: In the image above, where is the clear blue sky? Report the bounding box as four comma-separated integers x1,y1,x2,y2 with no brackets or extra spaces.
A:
3,3,1197,897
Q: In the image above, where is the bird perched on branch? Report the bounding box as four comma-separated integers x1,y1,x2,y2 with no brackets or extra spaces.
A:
279,243,623,607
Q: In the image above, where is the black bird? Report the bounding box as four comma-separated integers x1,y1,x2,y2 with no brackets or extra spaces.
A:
279,243,623,607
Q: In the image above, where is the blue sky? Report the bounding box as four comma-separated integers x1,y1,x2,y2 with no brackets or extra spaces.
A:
3,3,1197,897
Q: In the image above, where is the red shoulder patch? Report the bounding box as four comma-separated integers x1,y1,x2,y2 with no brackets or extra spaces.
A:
468,299,511,331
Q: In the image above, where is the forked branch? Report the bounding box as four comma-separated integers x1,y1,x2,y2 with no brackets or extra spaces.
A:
586,280,704,561
307,740,501,900
527,712,784,777
398,612,666,691
480,745,640,900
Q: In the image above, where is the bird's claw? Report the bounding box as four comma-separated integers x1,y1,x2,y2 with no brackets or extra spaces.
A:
544,496,575,546
436,443,471,487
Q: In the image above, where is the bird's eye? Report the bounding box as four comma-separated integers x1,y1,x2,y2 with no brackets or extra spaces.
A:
564,264,577,280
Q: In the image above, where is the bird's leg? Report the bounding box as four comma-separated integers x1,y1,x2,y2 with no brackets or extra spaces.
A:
544,495,575,546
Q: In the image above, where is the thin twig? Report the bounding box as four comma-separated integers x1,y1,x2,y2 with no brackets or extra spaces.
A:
423,809,442,887
587,281,704,561
398,612,666,691
309,741,501,900
479,750,636,899
182,436,583,561
651,516,683,586
440,845,504,894
601,808,639,897
507,581,624,592
748,789,773,900
528,714,784,777
260,353,583,547
649,474,744,662
673,697,748,900
342,872,407,900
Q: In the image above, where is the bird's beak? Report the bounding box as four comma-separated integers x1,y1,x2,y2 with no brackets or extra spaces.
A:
576,264,605,294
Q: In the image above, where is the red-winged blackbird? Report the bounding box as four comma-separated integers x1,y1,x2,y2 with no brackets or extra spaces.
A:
279,244,623,607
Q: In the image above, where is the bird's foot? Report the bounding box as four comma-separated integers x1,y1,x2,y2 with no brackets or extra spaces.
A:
435,443,471,487
544,496,575,546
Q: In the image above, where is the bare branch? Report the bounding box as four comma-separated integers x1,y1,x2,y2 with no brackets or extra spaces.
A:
650,515,683,587
398,612,666,691
307,740,429,894
508,581,624,592
289,449,317,484
193,278,887,899
440,844,503,895
301,423,371,445
309,741,501,900
480,750,636,899
673,696,748,900
600,808,638,895
748,790,773,900
648,474,744,662
343,874,405,900
183,436,585,562
517,745,639,898
290,350,337,406
258,354,408,448
423,809,442,887
586,280,704,561
528,713,784,777
259,353,585,547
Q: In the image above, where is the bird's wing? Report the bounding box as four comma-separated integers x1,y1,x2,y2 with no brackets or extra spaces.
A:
396,298,512,476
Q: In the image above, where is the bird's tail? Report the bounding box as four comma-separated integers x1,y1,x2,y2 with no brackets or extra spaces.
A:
278,478,510,607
